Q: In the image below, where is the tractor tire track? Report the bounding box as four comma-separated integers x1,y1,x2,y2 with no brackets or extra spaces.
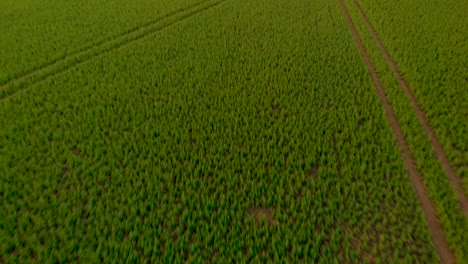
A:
351,0,468,215
0,0,223,101
337,0,454,262
0,0,211,88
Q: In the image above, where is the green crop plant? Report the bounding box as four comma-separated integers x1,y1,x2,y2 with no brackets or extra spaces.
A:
1,0,461,262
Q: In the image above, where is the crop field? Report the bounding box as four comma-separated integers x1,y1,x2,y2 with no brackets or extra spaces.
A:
0,0,466,263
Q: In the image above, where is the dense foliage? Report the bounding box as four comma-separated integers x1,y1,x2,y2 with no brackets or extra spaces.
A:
0,0,207,84
355,0,468,193
342,0,468,260
1,0,464,262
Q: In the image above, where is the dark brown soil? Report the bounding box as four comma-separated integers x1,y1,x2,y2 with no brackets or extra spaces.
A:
305,166,319,180
352,0,468,216
246,207,275,226
295,190,303,199
72,148,79,155
337,0,454,262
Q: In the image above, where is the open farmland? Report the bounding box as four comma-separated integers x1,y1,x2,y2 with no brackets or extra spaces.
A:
0,0,466,262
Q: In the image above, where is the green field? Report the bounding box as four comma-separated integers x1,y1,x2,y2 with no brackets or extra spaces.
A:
1,0,466,262
354,0,468,189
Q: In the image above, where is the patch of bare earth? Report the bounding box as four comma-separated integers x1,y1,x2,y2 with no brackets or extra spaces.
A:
305,166,319,181
246,207,276,226
72,147,79,155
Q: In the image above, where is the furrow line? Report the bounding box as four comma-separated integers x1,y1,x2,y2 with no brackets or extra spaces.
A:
351,0,468,215
0,0,211,88
337,0,455,262
0,0,223,101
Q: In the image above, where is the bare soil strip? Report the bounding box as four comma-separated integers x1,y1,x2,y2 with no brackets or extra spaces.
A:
0,0,223,101
337,0,454,262
351,0,468,215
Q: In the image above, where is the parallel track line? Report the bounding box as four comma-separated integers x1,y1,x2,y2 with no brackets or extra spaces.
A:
351,0,468,215
0,0,223,101
337,0,455,262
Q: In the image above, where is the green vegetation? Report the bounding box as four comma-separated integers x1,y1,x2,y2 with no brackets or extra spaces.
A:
355,0,468,193
342,0,468,260
0,0,222,100
1,0,464,262
0,0,207,84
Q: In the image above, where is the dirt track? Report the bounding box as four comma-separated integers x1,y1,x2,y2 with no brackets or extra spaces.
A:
337,0,455,262
351,0,468,217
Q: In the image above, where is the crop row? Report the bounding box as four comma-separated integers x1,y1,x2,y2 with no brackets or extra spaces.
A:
0,0,223,101
0,0,208,85
1,0,441,262
342,0,468,261
354,0,468,194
